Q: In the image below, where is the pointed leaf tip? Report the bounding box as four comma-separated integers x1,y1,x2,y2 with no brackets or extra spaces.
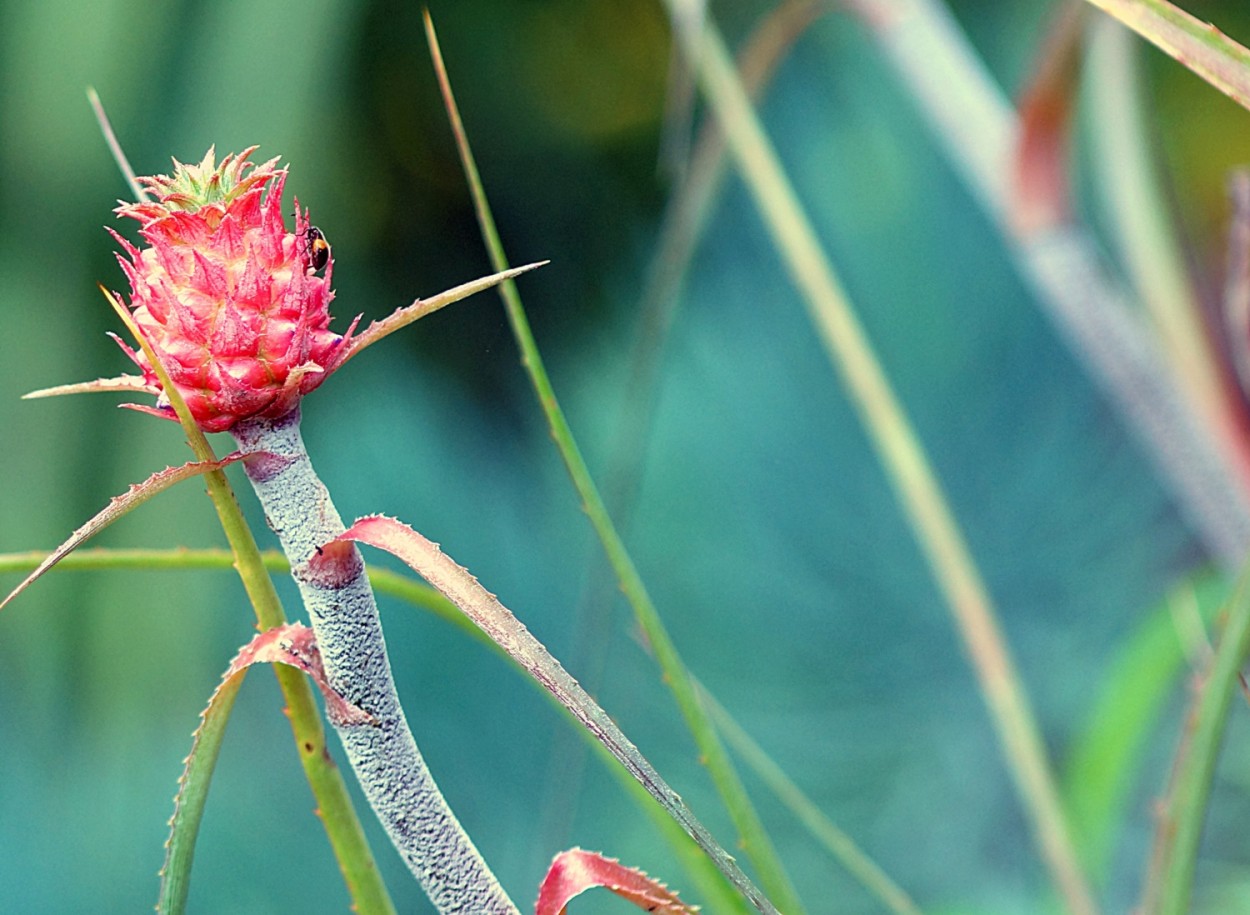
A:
0,454,246,613
225,623,375,727
23,375,155,400
337,262,548,367
536,848,698,915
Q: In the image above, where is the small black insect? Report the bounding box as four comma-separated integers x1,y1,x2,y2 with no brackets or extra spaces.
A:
298,224,330,275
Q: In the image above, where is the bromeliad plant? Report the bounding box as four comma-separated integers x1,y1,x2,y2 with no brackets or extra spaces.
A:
0,145,767,913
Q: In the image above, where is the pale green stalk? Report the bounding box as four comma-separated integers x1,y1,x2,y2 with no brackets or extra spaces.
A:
1085,17,1227,439
660,7,1097,914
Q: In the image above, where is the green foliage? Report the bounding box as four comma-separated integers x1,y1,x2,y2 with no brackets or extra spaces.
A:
7,1,1250,912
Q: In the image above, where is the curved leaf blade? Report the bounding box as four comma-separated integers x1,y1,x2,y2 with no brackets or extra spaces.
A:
536,848,698,915
0,454,245,613
161,623,372,914
324,514,780,915
1083,0,1250,111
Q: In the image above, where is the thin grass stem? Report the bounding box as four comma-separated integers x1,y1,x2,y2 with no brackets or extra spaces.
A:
423,12,799,915
662,7,1097,914
698,686,925,915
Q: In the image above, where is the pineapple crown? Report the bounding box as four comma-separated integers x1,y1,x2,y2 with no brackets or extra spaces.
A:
126,146,276,216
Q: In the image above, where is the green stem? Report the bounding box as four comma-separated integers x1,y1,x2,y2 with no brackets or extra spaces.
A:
662,8,1096,915
106,298,393,914
700,686,925,915
1147,568,1250,913
423,13,801,914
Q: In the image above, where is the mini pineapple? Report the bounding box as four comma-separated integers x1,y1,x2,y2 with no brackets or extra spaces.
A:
110,147,351,433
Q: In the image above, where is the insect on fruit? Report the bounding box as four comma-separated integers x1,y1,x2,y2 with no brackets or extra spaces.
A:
298,224,330,275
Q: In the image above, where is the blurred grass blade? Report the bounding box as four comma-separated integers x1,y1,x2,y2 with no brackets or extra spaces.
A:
423,12,800,915
1085,15,1235,445
700,687,924,915
1081,0,1250,111
88,87,146,202
1223,171,1250,401
610,0,826,515
859,0,1250,567
662,5,1097,914
1013,0,1084,233
1063,571,1227,879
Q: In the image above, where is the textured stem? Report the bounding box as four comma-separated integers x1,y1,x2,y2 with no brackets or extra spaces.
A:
231,409,518,915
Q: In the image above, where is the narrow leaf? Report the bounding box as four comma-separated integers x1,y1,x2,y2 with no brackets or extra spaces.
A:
535,848,699,915
88,87,146,203
332,262,547,369
1014,1,1085,232
0,454,245,612
1083,0,1250,112
324,514,779,915
23,374,154,400
160,623,373,914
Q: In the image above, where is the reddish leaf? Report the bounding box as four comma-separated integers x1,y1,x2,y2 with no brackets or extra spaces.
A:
0,454,246,613
1014,1,1086,233
536,848,698,915
161,623,373,912
224,622,375,727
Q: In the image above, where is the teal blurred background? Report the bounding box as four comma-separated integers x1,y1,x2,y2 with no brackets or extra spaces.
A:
5,1,1250,912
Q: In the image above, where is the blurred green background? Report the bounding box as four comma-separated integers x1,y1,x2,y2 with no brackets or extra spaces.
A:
6,0,1250,912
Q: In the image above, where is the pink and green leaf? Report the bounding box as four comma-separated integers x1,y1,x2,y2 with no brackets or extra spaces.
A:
160,623,372,914
331,262,547,370
535,848,698,915
0,454,245,613
23,373,155,400
322,514,772,913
